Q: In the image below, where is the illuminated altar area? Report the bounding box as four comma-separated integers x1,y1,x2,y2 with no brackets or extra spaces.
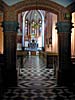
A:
17,10,44,52
17,10,59,54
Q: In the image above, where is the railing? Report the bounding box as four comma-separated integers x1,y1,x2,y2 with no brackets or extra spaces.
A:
39,51,59,77
16,50,28,75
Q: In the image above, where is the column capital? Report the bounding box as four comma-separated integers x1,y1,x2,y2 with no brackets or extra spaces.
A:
2,21,19,32
56,22,73,33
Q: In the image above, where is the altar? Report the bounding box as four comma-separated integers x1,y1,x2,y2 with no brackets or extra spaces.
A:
24,39,40,55
31,51,36,55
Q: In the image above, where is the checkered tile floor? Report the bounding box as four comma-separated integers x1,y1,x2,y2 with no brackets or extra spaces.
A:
1,56,75,100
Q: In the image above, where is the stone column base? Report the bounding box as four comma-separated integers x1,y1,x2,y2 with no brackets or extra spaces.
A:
57,68,72,87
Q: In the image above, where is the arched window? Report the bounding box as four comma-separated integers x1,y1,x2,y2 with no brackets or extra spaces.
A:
23,10,44,50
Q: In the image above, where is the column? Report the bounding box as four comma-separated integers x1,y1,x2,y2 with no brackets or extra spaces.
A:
3,21,19,87
56,22,73,86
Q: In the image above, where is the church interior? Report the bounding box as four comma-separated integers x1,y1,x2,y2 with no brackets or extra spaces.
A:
0,0,75,99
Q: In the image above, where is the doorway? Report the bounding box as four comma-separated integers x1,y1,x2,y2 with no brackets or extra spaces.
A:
16,10,58,53
16,9,58,85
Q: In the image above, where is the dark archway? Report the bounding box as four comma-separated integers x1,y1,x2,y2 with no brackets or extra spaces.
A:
15,0,61,84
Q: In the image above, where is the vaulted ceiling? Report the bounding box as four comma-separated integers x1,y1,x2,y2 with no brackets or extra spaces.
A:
2,0,75,7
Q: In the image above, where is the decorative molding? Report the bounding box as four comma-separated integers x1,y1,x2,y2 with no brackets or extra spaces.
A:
56,22,73,33
12,0,64,15
2,21,19,32
0,12,3,22
0,0,8,11
64,13,71,20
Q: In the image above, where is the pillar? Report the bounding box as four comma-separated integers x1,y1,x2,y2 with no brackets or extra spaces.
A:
56,22,73,86
2,21,18,87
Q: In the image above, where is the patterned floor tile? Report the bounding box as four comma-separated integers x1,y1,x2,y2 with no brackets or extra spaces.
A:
1,56,75,100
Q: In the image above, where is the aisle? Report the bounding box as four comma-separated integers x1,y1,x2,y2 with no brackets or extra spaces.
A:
2,56,75,100
18,56,56,89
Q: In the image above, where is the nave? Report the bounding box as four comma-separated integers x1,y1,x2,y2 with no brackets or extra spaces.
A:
1,56,75,100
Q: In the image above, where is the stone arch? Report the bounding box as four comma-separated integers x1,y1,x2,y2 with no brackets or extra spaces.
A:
13,0,64,18
1,0,73,87
15,0,61,56
14,0,64,49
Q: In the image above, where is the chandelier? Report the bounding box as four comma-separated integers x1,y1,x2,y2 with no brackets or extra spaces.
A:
25,10,42,40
